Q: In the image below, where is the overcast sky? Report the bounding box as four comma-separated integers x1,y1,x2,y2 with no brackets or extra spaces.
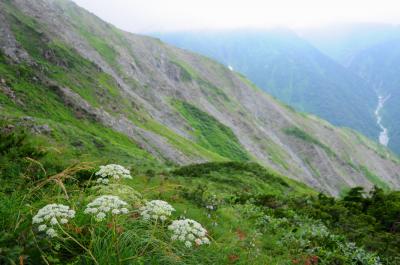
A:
71,0,400,33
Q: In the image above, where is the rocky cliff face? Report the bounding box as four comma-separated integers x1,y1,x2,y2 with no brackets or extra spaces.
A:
0,0,399,195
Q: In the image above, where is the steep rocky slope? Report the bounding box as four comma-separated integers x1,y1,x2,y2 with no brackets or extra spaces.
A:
0,0,399,195
155,30,379,140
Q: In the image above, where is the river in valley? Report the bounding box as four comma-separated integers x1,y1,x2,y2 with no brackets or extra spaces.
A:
375,95,390,146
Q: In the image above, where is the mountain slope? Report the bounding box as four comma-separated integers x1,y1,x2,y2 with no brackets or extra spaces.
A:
155,30,379,140
349,38,400,154
0,0,399,195
301,24,400,155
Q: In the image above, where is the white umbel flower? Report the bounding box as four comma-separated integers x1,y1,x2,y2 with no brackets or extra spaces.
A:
38,224,47,232
95,164,132,185
168,219,210,247
32,204,75,238
139,200,175,222
96,178,109,185
84,195,129,221
46,228,57,237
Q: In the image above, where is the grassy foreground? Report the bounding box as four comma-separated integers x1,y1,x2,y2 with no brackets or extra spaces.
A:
1,126,400,265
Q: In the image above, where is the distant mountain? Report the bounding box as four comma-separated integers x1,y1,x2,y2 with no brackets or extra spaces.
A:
155,30,379,140
303,23,400,154
349,38,400,154
299,24,400,66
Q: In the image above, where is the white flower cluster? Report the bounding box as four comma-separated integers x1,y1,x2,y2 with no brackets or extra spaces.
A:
84,195,129,221
96,177,109,185
95,164,132,184
139,200,175,222
32,204,75,237
168,219,210,248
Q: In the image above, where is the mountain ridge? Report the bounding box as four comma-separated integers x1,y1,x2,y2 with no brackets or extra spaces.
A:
299,23,400,66
0,0,400,195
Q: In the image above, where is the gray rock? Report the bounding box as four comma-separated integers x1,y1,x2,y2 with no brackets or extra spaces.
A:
21,116,35,122
32,124,52,135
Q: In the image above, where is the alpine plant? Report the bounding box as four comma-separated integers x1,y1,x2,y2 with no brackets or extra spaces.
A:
84,195,129,221
168,219,210,248
95,164,132,185
32,204,75,238
139,200,175,222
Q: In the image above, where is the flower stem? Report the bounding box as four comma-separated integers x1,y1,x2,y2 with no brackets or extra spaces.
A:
139,219,158,256
113,217,122,264
59,225,99,265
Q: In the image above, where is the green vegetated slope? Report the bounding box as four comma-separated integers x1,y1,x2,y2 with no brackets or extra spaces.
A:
2,127,400,264
172,100,250,161
0,48,158,169
1,0,399,196
0,1,225,164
